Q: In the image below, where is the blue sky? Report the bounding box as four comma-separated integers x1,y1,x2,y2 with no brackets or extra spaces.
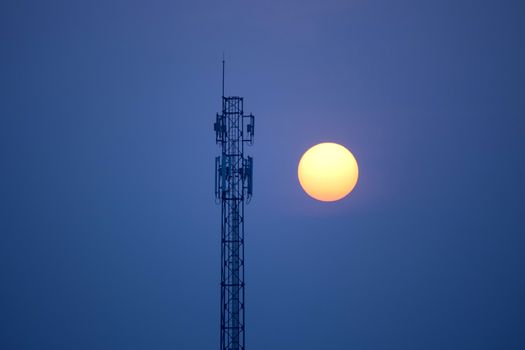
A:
1,1,524,349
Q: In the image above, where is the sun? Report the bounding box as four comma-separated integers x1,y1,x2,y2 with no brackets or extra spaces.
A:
298,142,359,202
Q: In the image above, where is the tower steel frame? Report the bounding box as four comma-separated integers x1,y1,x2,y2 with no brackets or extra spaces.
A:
214,78,254,350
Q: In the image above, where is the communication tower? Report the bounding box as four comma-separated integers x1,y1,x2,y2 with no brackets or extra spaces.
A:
214,60,255,350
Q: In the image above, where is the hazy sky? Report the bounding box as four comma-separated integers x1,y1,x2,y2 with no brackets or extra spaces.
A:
1,1,524,349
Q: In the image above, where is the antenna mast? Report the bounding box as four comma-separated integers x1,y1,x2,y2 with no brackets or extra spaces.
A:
214,61,255,350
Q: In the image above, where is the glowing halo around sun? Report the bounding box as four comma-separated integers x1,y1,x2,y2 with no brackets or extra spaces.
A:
298,142,359,202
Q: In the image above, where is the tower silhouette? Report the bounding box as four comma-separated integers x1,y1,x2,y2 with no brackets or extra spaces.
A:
214,60,255,350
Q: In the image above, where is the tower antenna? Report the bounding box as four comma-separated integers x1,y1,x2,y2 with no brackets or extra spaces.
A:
222,54,225,98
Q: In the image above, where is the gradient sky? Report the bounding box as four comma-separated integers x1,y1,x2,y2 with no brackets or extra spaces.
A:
1,1,524,349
